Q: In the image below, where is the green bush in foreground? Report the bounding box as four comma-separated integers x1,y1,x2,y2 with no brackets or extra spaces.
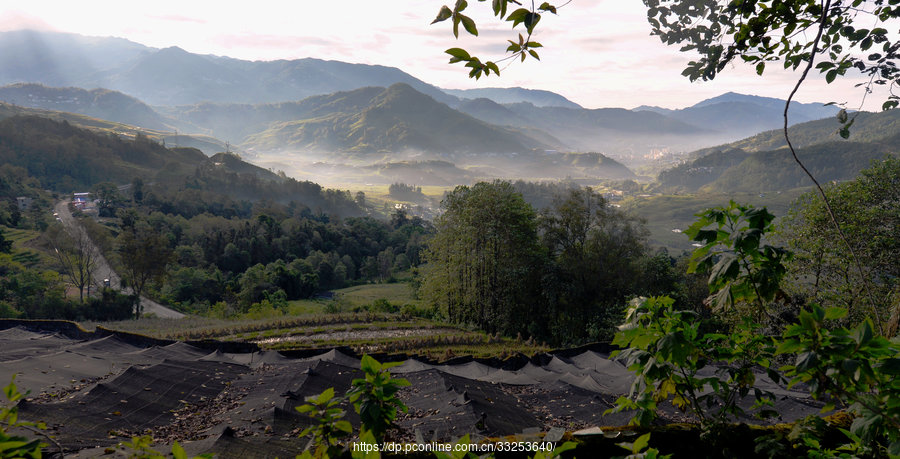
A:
609,202,900,457
0,377,45,458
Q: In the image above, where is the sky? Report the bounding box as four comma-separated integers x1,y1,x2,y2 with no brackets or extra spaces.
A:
0,0,885,110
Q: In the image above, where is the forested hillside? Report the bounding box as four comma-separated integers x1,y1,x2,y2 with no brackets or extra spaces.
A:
0,83,173,130
0,115,204,191
241,83,549,153
655,108,900,193
0,116,364,216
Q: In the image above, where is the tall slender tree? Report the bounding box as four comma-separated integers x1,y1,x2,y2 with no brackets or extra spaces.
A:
118,222,173,317
46,224,99,303
422,181,544,335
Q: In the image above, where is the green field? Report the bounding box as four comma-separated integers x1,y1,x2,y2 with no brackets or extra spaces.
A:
1,225,49,267
88,282,552,359
623,188,810,252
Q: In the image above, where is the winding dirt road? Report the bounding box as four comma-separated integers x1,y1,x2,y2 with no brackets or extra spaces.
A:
54,200,185,319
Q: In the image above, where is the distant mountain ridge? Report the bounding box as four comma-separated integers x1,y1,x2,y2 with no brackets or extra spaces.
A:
0,30,454,106
2,28,872,170
656,107,900,193
444,87,582,108
634,91,840,140
0,30,582,110
241,83,551,153
0,83,171,130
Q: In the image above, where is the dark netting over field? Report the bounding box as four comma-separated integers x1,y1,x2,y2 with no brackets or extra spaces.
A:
0,322,824,457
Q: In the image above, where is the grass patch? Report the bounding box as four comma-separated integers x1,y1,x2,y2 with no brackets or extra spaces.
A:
332,283,419,308
285,298,330,315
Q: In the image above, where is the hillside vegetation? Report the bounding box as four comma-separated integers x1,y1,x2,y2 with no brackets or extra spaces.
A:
656,108,900,193
242,84,547,154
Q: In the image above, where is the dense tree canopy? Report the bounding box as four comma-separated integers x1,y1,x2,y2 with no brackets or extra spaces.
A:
422,182,682,343
421,181,543,335
538,188,649,342
779,157,900,335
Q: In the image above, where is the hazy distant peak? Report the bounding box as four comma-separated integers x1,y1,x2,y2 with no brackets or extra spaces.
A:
631,105,675,115
443,87,582,109
158,45,190,54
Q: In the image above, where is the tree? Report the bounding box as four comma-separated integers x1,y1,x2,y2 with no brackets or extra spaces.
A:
0,229,12,253
779,158,900,336
539,188,649,343
117,222,173,317
131,177,144,204
91,182,122,217
432,0,896,334
46,223,99,303
421,181,544,335
642,0,900,112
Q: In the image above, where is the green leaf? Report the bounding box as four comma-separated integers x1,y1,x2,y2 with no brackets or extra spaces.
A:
776,339,804,354
171,442,187,459
445,48,472,63
709,255,739,285
756,61,765,75
853,319,873,346
824,307,847,320
837,108,848,123
524,12,541,34
334,420,353,433
315,387,336,405
539,2,558,14
492,0,508,18
632,433,651,453
547,442,577,458
795,351,819,372
431,6,453,24
460,14,478,36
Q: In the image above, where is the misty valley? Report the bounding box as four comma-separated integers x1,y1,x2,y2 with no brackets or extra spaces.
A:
0,27,898,459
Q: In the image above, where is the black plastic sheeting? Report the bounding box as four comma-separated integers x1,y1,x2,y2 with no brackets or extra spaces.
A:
20,360,245,451
0,323,824,457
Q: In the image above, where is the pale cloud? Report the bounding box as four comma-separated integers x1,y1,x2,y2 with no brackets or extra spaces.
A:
0,10,54,31
146,14,207,25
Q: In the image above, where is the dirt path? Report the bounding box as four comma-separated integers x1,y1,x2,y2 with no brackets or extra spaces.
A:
54,201,185,319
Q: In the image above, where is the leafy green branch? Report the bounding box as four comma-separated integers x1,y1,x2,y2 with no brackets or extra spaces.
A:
608,296,780,430
685,201,791,320
777,304,900,456
432,0,566,79
295,355,410,457
0,377,47,458
296,387,353,458
346,355,410,444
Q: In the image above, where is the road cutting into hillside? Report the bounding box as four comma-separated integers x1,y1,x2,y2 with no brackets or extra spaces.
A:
53,200,185,319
